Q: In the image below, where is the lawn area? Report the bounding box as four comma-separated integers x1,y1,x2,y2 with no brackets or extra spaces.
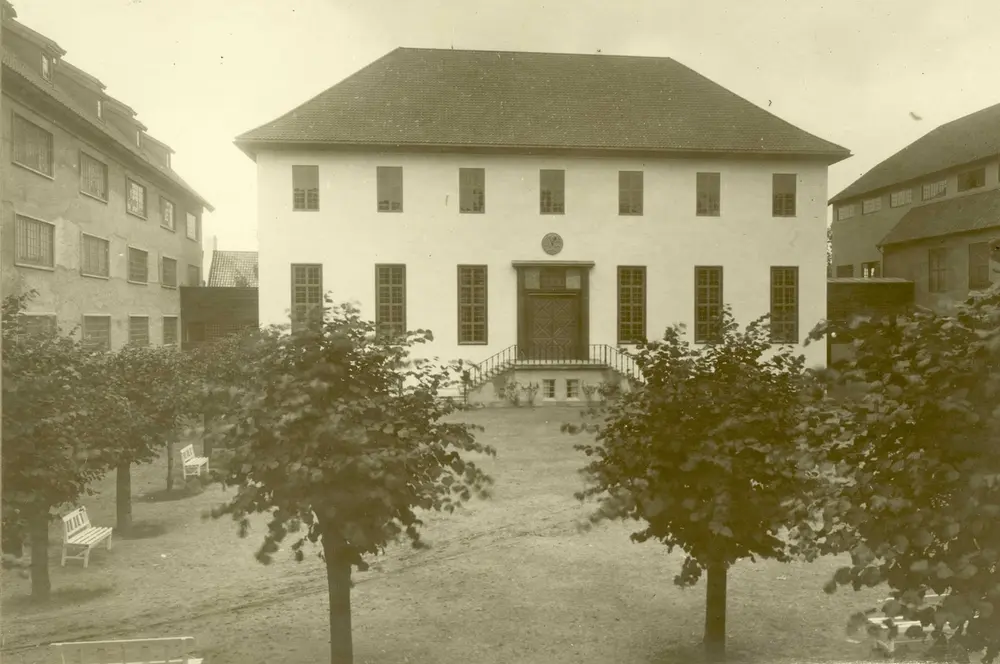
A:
2,407,889,664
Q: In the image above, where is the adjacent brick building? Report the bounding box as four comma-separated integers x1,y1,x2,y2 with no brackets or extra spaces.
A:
0,3,213,349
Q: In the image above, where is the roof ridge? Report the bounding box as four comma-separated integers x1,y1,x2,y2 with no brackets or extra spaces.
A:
395,46,680,61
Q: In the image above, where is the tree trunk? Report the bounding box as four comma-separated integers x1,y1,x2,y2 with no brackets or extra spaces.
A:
27,508,51,600
321,530,354,664
704,561,728,662
166,442,175,491
116,461,132,532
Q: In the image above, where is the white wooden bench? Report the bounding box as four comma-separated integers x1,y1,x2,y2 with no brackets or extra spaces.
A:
51,636,202,663
180,444,209,480
61,506,112,568
865,592,949,656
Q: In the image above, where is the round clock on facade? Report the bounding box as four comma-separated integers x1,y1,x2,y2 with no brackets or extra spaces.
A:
541,232,564,256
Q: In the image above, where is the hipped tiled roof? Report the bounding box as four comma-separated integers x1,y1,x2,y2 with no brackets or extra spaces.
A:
879,187,1000,247
831,102,1000,204
208,251,258,288
236,48,850,161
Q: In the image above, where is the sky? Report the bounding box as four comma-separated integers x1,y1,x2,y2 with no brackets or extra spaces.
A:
16,0,1000,255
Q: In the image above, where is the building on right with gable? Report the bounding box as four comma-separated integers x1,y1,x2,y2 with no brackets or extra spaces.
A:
829,102,1000,311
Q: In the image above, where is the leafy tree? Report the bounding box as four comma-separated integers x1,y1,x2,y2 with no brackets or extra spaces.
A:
102,345,200,531
1,293,116,599
797,283,1000,662
205,303,495,664
565,309,828,662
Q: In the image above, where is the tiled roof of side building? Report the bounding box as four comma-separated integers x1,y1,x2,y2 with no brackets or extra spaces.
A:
1,49,213,211
208,251,259,288
831,102,1000,204
236,48,850,161
879,187,1000,247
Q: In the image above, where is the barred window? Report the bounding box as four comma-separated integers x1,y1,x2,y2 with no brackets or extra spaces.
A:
770,267,798,344
129,316,150,346
694,266,723,343
126,178,147,217
922,180,946,201
617,266,646,344
375,264,406,338
82,316,111,351
15,215,55,268
457,265,487,344
163,316,179,346
128,247,148,284
291,264,323,332
890,189,912,208
80,152,108,200
12,115,53,176
162,257,178,288
81,234,110,277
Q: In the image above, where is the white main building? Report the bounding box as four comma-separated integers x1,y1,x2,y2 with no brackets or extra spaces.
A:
237,48,849,401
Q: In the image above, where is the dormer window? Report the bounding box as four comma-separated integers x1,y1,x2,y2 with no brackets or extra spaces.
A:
136,129,142,147
41,54,51,80
96,100,103,120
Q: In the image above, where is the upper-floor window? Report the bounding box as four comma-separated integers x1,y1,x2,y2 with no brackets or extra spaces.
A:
126,178,147,218
890,189,912,208
162,256,178,288
459,168,486,213
187,264,201,287
922,180,947,201
539,169,565,214
969,242,992,291
377,166,403,212
837,204,857,221
80,152,108,201
957,167,986,193
186,212,199,242
862,261,881,279
15,215,55,269
127,246,149,284
618,171,643,216
928,247,948,292
161,198,176,231
12,114,54,176
292,165,319,211
81,233,110,278
772,173,796,217
136,130,142,148
41,54,51,80
96,100,104,120
696,172,721,216
862,196,882,214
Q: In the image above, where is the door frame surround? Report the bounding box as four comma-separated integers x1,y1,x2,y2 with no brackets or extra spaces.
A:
511,260,595,360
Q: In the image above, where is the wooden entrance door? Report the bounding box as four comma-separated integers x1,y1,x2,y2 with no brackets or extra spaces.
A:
526,294,580,360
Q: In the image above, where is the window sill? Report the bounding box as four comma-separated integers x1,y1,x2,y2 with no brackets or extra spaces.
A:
187,237,200,243
127,211,148,220
540,211,565,216
772,214,797,218
161,223,176,232
12,162,55,180
458,341,488,346
292,208,320,212
161,284,178,290
377,210,404,214
14,261,55,272
81,272,110,280
696,213,721,218
80,191,109,204
127,279,149,286
459,209,486,214
618,212,643,217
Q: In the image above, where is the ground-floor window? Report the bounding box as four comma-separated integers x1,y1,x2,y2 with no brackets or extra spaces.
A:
291,264,323,332
129,316,150,346
457,265,487,344
617,266,646,344
694,266,723,343
769,266,799,344
376,264,406,338
82,315,111,351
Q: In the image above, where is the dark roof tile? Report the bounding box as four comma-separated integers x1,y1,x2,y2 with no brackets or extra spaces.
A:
879,187,1000,247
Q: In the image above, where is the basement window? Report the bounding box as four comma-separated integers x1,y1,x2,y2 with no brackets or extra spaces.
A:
542,379,556,399
566,379,580,399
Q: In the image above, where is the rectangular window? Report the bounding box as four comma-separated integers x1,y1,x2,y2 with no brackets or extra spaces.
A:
772,173,796,217
862,197,882,214
187,264,201,287
696,172,721,216
81,233,110,278
290,264,323,332
377,166,403,212
958,167,986,192
163,316,179,346
770,267,799,344
186,212,199,241
15,215,55,268
41,54,51,80
835,264,854,278
459,168,486,213
837,204,857,221
18,314,57,342
540,169,565,214
162,256,178,288
542,379,556,399
890,189,913,208
618,171,643,215
126,178,147,217
375,264,406,338
80,152,108,201
292,165,320,211
457,265,487,344
928,247,948,293
82,316,111,351
12,114,54,176
861,261,881,279
566,379,580,399
969,242,992,290
161,198,176,230
127,247,148,284
129,316,150,347
97,99,104,120
617,266,646,344
922,180,947,201
694,266,723,343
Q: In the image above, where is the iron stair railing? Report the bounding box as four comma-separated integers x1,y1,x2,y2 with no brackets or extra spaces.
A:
463,343,644,391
